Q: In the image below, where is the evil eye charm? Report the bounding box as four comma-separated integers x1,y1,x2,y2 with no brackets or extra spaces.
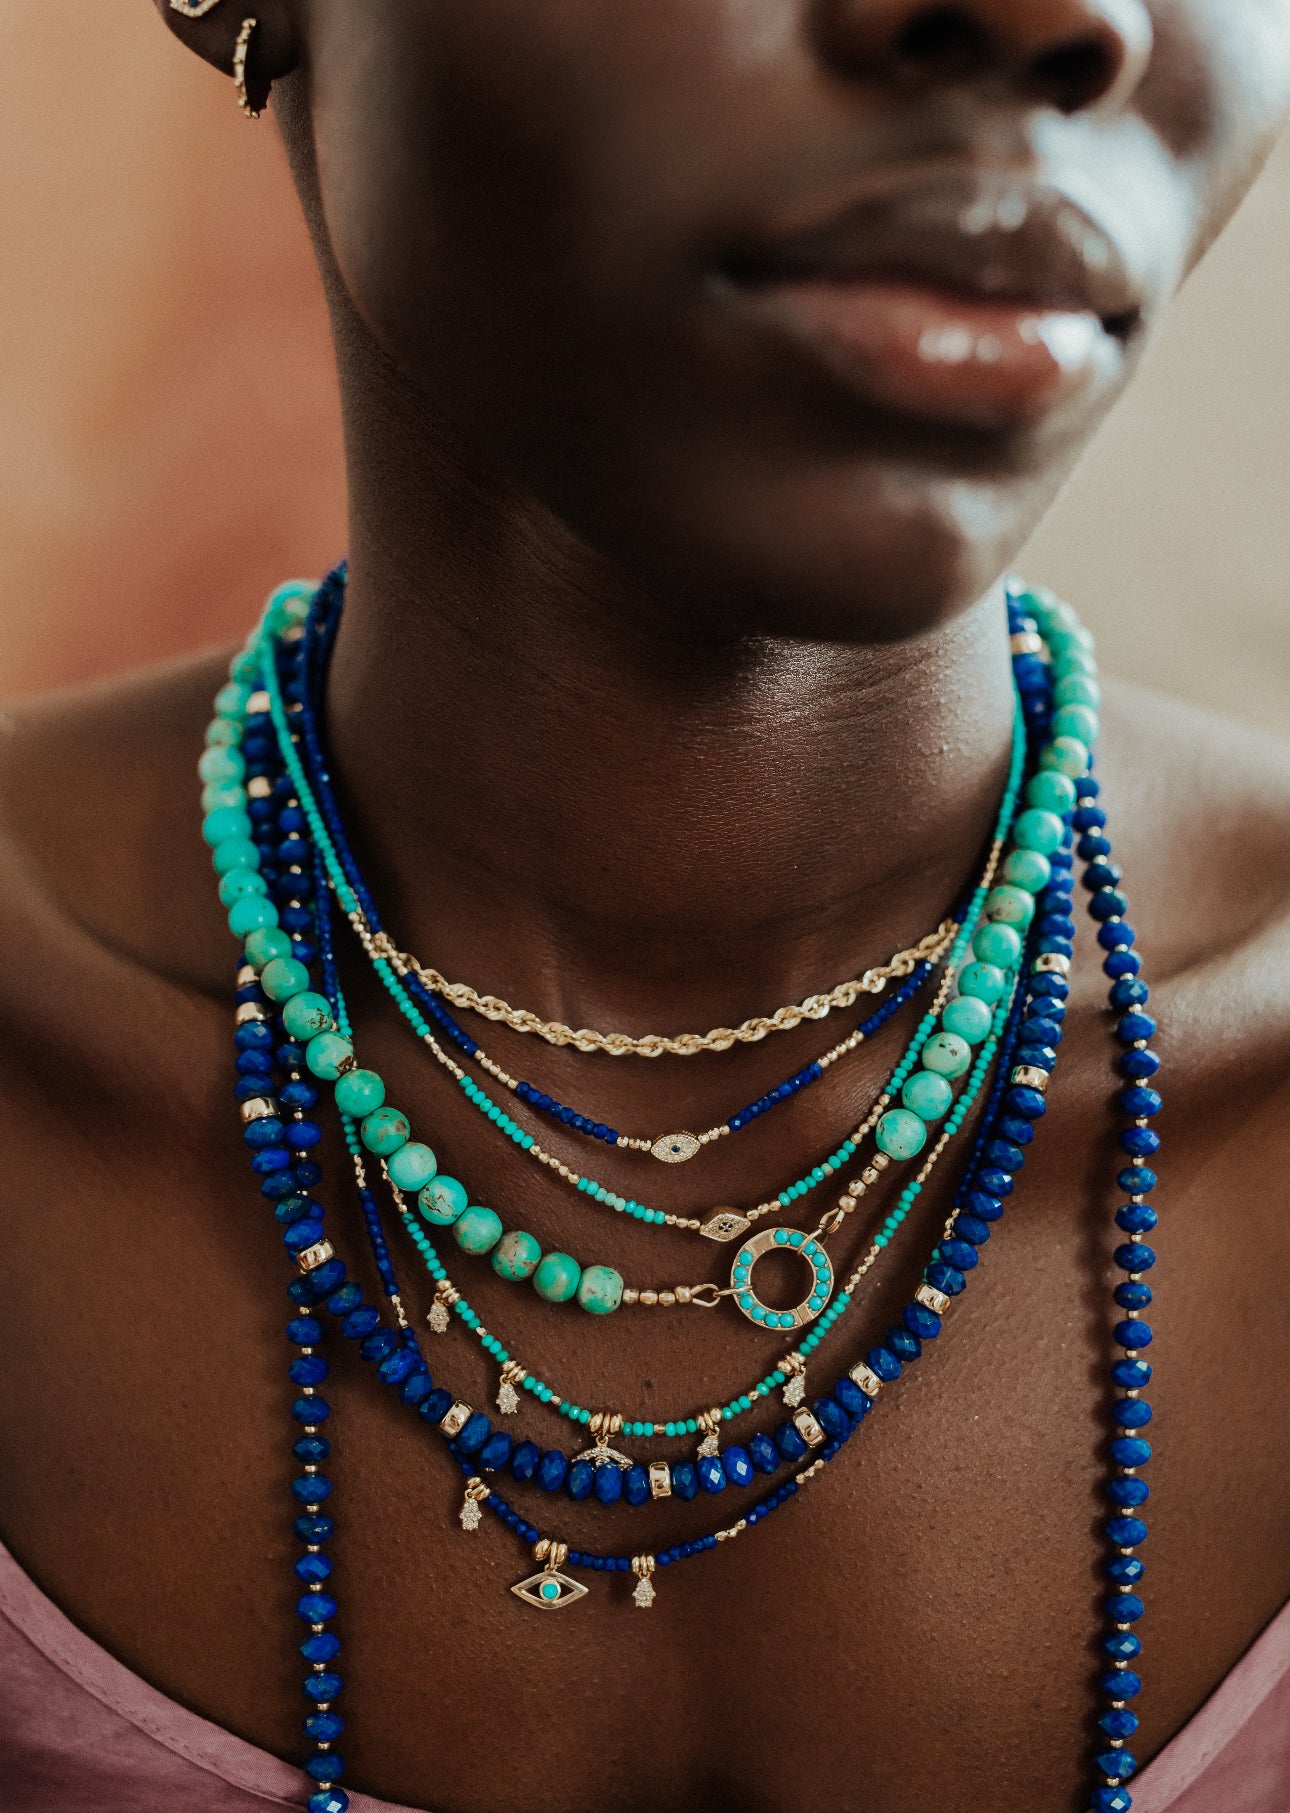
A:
729,1227,834,1331
652,1132,700,1164
511,1565,588,1611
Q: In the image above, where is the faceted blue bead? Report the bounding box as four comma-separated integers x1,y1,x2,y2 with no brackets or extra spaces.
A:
1111,1359,1152,1391
1098,920,1136,951
833,1377,869,1419
1111,1438,1152,1469
887,1324,923,1360
1114,1282,1152,1311
326,1284,363,1316
1119,1048,1159,1079
868,1346,903,1382
303,1672,342,1703
1097,1750,1137,1781
813,1396,850,1438
296,1591,337,1623
1104,949,1142,980
1090,890,1129,922
1107,1556,1145,1585
510,1441,541,1483
953,1214,992,1247
280,1078,319,1109
293,1436,331,1463
301,1632,341,1664
1084,860,1123,891
1116,1320,1153,1349
305,1711,345,1744
1115,1243,1156,1273
723,1446,755,1489
253,1147,293,1177
1100,1669,1142,1699
1106,1515,1148,1548
1119,1086,1160,1117
537,1450,569,1493
378,1347,418,1386
284,1218,325,1255
774,1422,808,1462
903,1302,942,1341
1090,1789,1133,1813
479,1432,514,1473
937,1239,979,1272
304,1260,346,1298
1099,1708,1139,1740
671,1460,700,1500
594,1462,624,1505
697,1454,727,1494
292,1474,333,1503
307,1790,350,1813
1120,1126,1160,1158
399,1369,434,1405
1117,1011,1157,1044
419,1388,453,1426
244,1116,287,1149
1115,1399,1152,1429
1103,1631,1142,1660
1115,1204,1157,1236
568,1460,595,1501
963,1189,1005,1220
295,1515,335,1545
749,1432,780,1474
288,1316,324,1346
984,1139,1027,1172
305,1754,344,1783
358,1329,399,1364
1108,1592,1145,1623
1108,1478,1149,1508
624,1464,651,1506
295,1553,333,1585
1007,1086,1047,1120
926,1262,966,1297
456,1413,492,1455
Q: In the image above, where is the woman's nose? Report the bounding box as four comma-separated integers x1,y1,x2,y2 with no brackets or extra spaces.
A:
817,0,1154,114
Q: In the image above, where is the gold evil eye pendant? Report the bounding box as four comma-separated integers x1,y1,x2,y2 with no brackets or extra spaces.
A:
511,1540,588,1611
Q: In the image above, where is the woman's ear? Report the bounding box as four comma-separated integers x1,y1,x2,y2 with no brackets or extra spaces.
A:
151,0,302,113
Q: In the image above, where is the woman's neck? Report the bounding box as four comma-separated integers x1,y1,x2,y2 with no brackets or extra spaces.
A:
326,404,1016,1035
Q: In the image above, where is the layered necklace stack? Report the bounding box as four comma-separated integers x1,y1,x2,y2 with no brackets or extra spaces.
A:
201,570,1159,1813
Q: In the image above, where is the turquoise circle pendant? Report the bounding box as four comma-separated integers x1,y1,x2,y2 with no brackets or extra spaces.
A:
729,1228,834,1330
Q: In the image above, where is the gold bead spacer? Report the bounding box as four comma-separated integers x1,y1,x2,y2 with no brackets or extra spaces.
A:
296,1240,336,1274
915,1282,952,1316
849,1361,883,1399
648,1461,672,1500
240,1096,277,1123
1034,951,1071,976
1011,1065,1049,1092
793,1408,826,1449
438,1401,472,1439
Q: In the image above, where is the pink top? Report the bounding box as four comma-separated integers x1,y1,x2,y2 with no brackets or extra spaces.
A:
1,1537,1287,1810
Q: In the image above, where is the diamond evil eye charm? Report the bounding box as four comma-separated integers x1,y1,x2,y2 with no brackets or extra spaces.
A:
511,1541,588,1611
652,1132,700,1164
699,1210,751,1243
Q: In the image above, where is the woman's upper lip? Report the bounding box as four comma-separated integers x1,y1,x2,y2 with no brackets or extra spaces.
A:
717,169,1142,330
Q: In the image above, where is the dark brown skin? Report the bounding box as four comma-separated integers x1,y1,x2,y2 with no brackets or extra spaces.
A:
2,2,1290,1808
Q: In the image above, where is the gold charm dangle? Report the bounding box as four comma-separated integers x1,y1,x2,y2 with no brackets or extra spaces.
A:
512,1540,588,1611
780,1353,807,1409
496,1361,523,1417
459,1477,488,1533
632,1555,657,1609
572,1411,633,1472
695,1410,721,1461
427,1280,457,1335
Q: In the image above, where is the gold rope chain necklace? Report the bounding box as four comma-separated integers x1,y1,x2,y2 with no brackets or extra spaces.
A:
385,918,960,1059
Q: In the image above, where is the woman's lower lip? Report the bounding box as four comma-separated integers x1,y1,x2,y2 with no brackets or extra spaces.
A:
736,276,1122,432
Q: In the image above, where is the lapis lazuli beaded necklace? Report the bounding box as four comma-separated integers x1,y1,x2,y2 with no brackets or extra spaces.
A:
202,574,1156,1813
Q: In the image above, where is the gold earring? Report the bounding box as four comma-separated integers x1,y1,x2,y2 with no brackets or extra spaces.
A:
169,0,224,16
233,17,264,118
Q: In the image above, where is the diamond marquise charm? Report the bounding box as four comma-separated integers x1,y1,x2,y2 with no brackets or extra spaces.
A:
697,1432,720,1459
427,1281,457,1335
632,1556,657,1608
783,1372,806,1409
512,1541,588,1611
699,1209,752,1243
496,1362,522,1416
459,1477,488,1533
652,1131,700,1164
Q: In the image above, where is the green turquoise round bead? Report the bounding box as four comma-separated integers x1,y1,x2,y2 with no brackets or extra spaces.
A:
875,1109,928,1161
454,1205,504,1256
283,992,335,1041
901,1069,953,1121
1053,673,1101,710
959,961,1007,1004
1039,735,1090,779
941,994,993,1044
577,1264,624,1315
228,896,279,938
305,1032,355,1082
261,956,312,1002
215,682,251,718
204,717,240,748
1025,770,1076,814
244,926,293,969
1012,808,1065,856
1002,848,1052,893
492,1229,542,1282
211,836,260,876
334,1068,386,1118
533,1251,582,1303
419,1174,469,1226
202,806,252,848
198,745,245,785
922,1031,972,1079
1058,699,1101,743
360,1106,411,1157
984,884,1035,929
202,783,245,814
219,868,268,907
387,1141,438,1192
972,921,1022,969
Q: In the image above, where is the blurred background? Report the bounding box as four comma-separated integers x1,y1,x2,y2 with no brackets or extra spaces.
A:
1,3,1287,733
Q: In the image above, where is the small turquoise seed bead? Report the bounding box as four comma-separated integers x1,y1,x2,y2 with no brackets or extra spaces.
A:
202,805,252,849
922,1032,972,1080
219,868,268,906
455,1206,504,1255
360,1107,411,1157
305,1033,355,1082
1039,735,1090,779
420,1174,468,1225
228,895,279,937
972,920,1022,969
283,993,336,1041
959,961,1007,1004
492,1229,542,1282
1051,703,1099,746
1012,808,1066,855
212,835,261,876
334,1069,386,1118
261,956,312,1003
577,1264,624,1315
875,1109,928,1161
387,1142,438,1192
198,744,244,785
983,884,1035,929
1002,847,1052,893
901,1070,953,1121
245,926,293,969
942,995,992,1044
